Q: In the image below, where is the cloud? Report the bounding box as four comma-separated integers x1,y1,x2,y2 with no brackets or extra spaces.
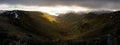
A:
0,0,120,16
0,0,120,9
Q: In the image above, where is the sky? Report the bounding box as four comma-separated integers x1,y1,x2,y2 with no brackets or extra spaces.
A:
0,0,120,16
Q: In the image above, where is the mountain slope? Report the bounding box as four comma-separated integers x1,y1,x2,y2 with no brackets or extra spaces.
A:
59,11,120,45
0,10,66,45
0,10,120,45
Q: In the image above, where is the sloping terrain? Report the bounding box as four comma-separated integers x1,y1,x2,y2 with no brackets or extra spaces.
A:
0,10,120,45
58,11,120,45
0,10,66,45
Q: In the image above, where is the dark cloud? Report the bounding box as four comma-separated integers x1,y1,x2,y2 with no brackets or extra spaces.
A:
0,0,120,9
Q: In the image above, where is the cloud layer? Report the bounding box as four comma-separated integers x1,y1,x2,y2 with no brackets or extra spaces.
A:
0,0,120,9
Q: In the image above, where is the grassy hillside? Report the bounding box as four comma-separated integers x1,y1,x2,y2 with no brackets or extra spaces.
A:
0,10,69,45
0,10,120,45
58,11,120,41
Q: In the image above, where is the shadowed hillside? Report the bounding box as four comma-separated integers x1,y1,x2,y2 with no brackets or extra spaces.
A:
57,11,120,45
0,10,120,45
0,10,68,45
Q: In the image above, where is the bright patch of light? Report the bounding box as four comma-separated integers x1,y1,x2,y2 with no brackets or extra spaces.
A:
0,4,90,16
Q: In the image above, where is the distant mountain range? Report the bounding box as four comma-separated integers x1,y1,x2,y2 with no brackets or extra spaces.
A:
90,10,113,14
0,10,6,13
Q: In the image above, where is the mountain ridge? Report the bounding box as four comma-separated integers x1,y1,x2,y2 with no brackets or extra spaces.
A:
0,10,120,45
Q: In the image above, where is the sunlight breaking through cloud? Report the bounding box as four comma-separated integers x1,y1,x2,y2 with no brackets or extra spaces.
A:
0,4,91,16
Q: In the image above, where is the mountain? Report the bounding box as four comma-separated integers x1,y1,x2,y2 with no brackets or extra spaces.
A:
90,10,113,14
57,11,120,45
0,10,6,13
0,10,68,45
0,10,120,45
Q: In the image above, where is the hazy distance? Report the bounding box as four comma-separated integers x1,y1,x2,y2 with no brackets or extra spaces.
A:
0,0,119,16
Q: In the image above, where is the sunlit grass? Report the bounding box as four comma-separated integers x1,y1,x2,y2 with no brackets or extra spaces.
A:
41,13,58,23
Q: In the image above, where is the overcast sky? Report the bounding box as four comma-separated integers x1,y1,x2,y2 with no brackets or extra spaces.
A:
0,0,119,15
0,0,120,9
